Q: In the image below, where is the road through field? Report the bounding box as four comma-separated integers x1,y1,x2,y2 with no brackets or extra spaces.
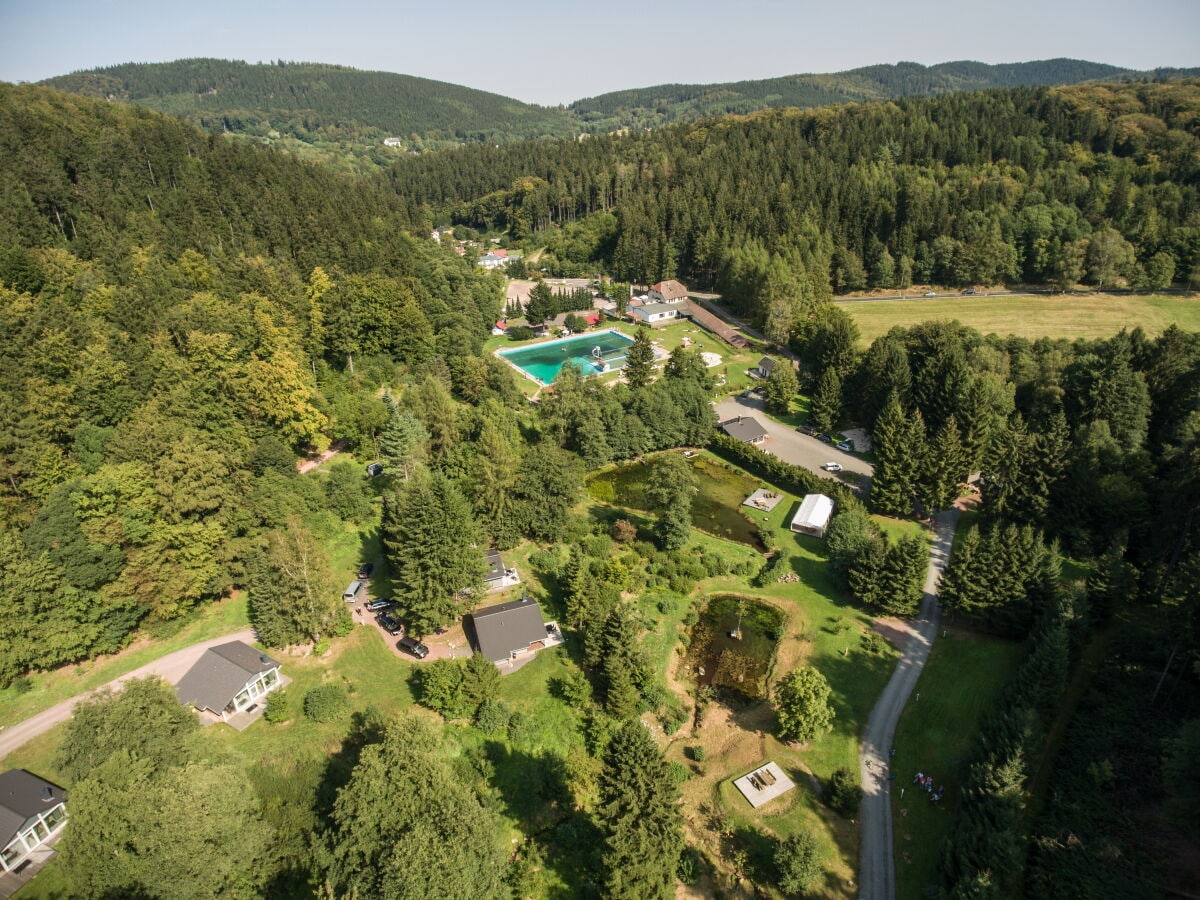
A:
857,506,961,900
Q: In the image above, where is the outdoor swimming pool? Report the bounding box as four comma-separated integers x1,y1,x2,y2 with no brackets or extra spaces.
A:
498,329,638,384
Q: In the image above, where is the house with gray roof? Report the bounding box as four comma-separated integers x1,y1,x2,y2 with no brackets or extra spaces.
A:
175,641,282,725
720,415,768,445
0,770,67,874
469,596,563,666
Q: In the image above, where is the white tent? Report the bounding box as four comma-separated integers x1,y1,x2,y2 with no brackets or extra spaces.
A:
790,494,834,537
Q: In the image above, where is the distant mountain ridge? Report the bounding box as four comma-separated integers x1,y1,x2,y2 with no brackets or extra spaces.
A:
35,57,1198,155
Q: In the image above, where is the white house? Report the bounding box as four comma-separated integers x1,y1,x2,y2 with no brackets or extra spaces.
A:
755,356,777,379
477,251,510,270
631,301,681,324
0,770,67,873
647,279,689,304
175,641,282,724
790,494,835,538
383,137,404,147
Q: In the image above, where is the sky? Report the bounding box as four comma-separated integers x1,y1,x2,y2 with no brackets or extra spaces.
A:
1,0,1197,105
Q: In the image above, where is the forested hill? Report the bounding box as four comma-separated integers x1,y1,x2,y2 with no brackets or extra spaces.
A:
389,79,1200,340
0,83,504,680
39,58,578,151
568,58,1176,130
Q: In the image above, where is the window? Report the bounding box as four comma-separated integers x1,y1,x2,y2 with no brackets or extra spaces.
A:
2,839,25,868
43,805,67,832
263,669,279,688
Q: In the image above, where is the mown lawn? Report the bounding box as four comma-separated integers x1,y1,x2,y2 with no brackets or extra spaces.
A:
890,627,1024,900
842,292,1200,344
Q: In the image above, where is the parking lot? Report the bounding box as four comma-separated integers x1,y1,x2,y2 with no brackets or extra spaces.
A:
713,395,874,487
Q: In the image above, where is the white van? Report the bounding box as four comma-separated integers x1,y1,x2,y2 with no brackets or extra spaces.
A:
343,580,365,602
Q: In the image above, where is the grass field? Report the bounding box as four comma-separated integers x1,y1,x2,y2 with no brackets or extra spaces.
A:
841,293,1200,344
889,627,1025,900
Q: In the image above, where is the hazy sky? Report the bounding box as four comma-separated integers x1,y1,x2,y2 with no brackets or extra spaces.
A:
1,0,1196,105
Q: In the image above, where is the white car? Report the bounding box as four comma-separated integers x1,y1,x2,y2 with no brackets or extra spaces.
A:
923,290,937,297
822,462,843,473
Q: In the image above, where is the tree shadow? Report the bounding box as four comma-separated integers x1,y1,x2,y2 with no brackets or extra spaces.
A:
481,741,599,898
727,824,779,886
313,706,389,824
815,647,902,743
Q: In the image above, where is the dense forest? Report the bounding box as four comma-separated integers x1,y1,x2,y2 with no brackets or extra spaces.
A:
568,58,1180,131
1,76,1198,898
390,80,1200,337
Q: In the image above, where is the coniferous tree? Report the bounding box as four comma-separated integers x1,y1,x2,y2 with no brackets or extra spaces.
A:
763,361,800,415
597,720,684,900
645,452,695,550
809,366,843,433
623,328,656,389
919,415,966,514
248,516,349,647
383,469,485,635
379,403,428,480
871,393,923,517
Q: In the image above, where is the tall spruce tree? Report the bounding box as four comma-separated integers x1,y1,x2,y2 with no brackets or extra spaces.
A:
919,415,966,514
598,720,684,899
379,403,428,480
645,452,695,550
623,328,656,389
763,361,800,415
383,469,485,635
871,393,924,517
808,366,843,433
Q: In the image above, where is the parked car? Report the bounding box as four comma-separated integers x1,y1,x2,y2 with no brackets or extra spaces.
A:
822,462,843,473
343,580,365,602
378,615,404,637
356,562,374,579
923,290,937,297
797,424,816,435
963,288,976,295
835,439,853,452
816,433,832,443
365,598,394,612
366,462,384,477
397,636,429,659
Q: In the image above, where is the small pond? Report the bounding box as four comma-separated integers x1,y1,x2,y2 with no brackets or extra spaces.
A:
684,594,783,700
587,456,766,549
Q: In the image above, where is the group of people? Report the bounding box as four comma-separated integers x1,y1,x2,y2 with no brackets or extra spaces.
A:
913,771,946,803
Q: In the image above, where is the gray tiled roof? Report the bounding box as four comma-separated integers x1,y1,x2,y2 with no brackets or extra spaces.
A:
471,597,547,662
175,641,279,713
0,770,65,846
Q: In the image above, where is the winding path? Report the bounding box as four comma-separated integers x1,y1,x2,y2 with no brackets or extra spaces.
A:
0,629,257,761
857,506,962,900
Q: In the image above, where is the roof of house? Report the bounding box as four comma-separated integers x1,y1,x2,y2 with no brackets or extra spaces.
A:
650,279,689,301
0,770,66,845
470,596,547,662
494,320,507,330
758,356,777,374
175,641,280,713
720,415,768,443
484,549,506,582
636,301,681,317
791,494,835,532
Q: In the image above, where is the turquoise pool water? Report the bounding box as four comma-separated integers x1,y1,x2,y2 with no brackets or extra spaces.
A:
499,330,636,384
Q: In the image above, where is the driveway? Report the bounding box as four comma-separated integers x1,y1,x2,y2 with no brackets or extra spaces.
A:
0,628,257,761
713,396,874,487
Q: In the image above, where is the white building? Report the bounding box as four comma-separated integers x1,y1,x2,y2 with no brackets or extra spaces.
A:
0,770,68,873
790,494,834,538
631,301,681,324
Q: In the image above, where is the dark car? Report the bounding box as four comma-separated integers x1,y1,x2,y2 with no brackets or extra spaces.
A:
366,462,384,477
377,615,404,636
816,433,832,443
356,562,374,579
963,288,976,295
797,424,816,436
397,636,429,659
365,598,393,612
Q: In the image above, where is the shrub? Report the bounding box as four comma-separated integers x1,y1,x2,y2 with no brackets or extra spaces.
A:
668,760,690,785
825,767,863,817
264,688,291,724
677,846,705,884
528,547,562,575
689,744,706,762
611,518,638,543
550,668,593,706
303,684,350,723
9,676,32,695
755,552,790,587
508,325,534,341
313,637,330,656
860,631,888,656
507,711,536,745
683,609,700,627
775,831,825,895
474,699,512,734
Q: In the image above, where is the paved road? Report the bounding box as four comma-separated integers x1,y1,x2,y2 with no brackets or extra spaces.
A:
713,396,874,486
0,628,257,761
857,508,961,900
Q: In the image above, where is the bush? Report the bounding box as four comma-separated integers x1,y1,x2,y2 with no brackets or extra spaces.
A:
775,832,825,895
528,547,563,575
755,552,790,587
9,676,32,695
860,631,888,656
508,325,534,341
313,637,330,656
689,744,706,762
474,699,512,734
825,767,863,817
677,846,705,884
264,688,291,724
303,684,350,723
506,710,536,745
683,609,700,627
550,668,593,706
611,518,637,543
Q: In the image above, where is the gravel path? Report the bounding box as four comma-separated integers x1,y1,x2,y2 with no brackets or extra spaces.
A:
0,628,257,761
856,506,961,900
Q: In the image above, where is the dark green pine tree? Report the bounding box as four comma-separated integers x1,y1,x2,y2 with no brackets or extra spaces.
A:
378,403,428,481
600,607,649,717
598,721,684,900
763,361,800,415
525,280,558,324
808,366,843,434
382,469,485,635
623,328,656,389
847,534,888,610
919,415,966,514
644,452,695,550
871,393,923,517
937,525,982,620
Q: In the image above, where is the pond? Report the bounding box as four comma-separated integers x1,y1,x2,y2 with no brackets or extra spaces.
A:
684,594,783,700
586,455,766,549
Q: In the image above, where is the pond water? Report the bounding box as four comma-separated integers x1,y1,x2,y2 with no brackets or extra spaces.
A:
586,456,765,549
684,594,782,700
